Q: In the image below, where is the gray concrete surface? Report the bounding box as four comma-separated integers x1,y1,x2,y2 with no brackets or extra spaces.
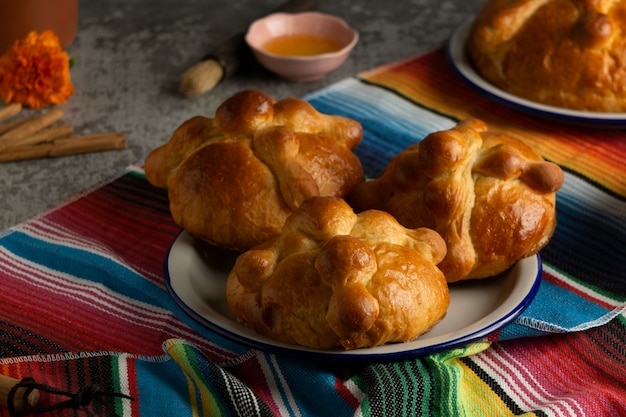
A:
0,0,483,230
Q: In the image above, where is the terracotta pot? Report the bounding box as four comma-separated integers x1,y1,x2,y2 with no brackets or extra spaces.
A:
0,0,78,53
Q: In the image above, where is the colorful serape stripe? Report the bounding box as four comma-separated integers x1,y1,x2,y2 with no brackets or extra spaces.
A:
0,47,625,416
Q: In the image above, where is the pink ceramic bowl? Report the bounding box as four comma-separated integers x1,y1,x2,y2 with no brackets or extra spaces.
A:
245,12,358,81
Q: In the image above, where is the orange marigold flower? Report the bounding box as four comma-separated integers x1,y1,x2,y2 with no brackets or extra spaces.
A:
0,30,75,109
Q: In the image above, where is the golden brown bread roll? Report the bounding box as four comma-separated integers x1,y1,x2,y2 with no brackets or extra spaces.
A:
226,196,450,350
467,0,626,112
144,90,364,250
349,119,564,282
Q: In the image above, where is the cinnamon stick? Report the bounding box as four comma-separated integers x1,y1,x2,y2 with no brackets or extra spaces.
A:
0,107,64,151
0,103,22,123
2,123,74,149
0,115,38,135
49,132,127,157
0,132,126,163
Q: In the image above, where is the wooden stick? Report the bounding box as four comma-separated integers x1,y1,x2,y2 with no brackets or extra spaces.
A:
0,132,127,163
0,373,40,413
3,123,74,149
0,107,64,152
0,103,22,123
49,132,127,157
0,115,38,135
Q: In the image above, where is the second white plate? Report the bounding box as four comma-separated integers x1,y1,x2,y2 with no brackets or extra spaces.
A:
165,230,541,361
447,17,626,127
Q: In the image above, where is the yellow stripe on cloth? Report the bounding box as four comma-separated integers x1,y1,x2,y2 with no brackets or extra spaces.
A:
424,341,541,417
455,357,539,417
165,339,227,417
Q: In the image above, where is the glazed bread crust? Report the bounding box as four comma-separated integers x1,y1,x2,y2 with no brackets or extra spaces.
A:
467,0,626,112
144,90,364,250
226,197,450,350
349,119,564,282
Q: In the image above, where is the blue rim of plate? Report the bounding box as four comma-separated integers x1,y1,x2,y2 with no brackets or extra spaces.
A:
164,230,542,362
447,17,626,128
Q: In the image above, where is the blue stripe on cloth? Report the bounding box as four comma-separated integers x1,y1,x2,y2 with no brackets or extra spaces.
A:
133,354,200,416
264,355,299,416
2,230,162,303
305,78,457,178
0,230,250,356
501,274,625,339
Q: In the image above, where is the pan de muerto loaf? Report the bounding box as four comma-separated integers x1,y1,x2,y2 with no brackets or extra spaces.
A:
144,90,364,250
467,0,626,112
226,197,450,350
349,119,564,282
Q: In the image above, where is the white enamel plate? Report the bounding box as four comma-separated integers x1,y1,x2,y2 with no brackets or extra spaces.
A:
165,230,541,361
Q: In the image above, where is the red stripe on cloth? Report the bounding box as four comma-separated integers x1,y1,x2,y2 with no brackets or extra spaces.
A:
334,377,360,410
479,343,575,414
125,357,141,417
481,322,626,416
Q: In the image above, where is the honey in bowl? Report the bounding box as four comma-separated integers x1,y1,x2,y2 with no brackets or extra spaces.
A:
262,34,343,57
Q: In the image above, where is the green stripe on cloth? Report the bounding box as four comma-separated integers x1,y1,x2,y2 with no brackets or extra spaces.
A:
354,342,492,417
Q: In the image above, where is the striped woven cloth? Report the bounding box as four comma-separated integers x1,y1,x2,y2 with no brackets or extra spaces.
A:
0,47,624,416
